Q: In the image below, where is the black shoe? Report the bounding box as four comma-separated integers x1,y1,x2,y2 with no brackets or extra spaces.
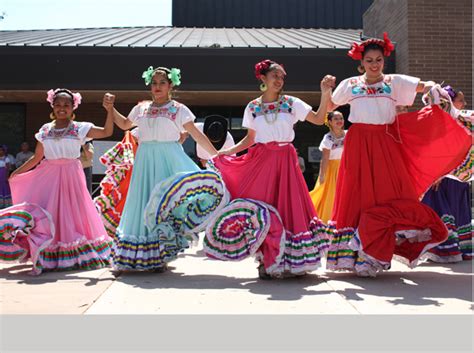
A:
153,265,168,273
111,269,122,277
258,264,272,280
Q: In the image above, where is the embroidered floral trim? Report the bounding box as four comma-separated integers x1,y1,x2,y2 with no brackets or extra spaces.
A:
248,95,295,118
350,76,393,96
137,100,180,121
327,133,345,150
40,121,81,140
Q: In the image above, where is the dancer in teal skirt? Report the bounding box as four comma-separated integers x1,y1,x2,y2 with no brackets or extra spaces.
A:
103,66,218,272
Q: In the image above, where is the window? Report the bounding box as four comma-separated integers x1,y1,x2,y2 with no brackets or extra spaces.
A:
0,104,26,155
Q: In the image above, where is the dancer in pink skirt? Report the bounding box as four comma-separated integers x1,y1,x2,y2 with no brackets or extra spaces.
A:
6,88,114,272
208,59,332,279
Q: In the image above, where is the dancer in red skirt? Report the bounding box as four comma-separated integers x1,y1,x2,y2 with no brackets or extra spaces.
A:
211,59,332,279
323,33,472,277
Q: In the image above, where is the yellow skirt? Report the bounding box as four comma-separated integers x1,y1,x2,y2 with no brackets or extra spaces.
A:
309,159,341,224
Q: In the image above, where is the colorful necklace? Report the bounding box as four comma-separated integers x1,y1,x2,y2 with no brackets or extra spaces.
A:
330,130,345,148
151,100,171,108
363,73,384,85
51,120,72,140
260,95,281,124
332,128,345,139
148,100,172,117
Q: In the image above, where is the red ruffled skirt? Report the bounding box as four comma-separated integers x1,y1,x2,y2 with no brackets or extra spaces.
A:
327,105,472,275
212,142,327,275
94,131,137,240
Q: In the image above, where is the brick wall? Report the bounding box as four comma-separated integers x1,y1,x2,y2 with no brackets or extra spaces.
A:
363,0,409,74
364,0,472,108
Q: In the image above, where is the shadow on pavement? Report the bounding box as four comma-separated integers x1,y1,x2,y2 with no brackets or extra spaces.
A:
184,249,211,259
1,260,472,307
323,269,473,307
0,264,115,286
111,265,472,306
417,260,473,274
113,270,338,301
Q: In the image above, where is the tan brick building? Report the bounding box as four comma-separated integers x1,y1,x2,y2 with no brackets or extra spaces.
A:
364,0,472,107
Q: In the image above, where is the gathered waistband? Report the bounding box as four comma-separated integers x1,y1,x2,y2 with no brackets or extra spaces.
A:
255,141,293,149
350,123,389,131
140,140,180,145
43,158,80,165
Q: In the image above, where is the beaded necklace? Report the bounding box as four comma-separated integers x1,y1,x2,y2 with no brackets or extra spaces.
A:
362,73,384,85
259,95,281,124
51,120,72,140
151,100,171,108
330,130,345,149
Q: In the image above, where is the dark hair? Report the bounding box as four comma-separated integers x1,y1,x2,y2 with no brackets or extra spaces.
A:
153,67,173,84
443,85,461,100
53,89,75,104
327,111,343,121
254,59,285,80
362,43,384,58
260,61,278,76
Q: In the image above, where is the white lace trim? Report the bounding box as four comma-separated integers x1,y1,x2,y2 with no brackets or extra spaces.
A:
46,235,111,249
395,228,432,245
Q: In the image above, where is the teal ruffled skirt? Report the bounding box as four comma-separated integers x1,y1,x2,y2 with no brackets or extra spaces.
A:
112,141,199,270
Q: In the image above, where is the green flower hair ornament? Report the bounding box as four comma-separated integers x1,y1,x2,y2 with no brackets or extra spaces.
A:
168,68,181,87
142,66,155,86
141,66,181,87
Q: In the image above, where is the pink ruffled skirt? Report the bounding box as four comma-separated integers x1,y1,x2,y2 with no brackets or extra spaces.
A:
9,159,112,271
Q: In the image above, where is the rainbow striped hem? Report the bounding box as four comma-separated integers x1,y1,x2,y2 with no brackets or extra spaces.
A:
111,230,190,270
39,238,112,271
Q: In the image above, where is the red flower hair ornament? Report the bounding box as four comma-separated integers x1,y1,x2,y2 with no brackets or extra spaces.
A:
348,32,395,60
254,59,286,79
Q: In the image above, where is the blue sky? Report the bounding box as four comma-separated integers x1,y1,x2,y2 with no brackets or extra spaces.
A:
0,0,172,30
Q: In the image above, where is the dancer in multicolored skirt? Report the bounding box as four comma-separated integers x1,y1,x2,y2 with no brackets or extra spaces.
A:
323,33,471,276
205,59,332,279
422,86,472,262
3,88,114,273
94,130,138,240
104,66,218,272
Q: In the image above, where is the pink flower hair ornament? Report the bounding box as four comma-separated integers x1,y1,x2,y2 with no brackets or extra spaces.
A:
348,32,395,60
46,88,82,110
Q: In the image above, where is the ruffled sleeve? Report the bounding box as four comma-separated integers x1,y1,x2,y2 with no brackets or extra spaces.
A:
77,122,95,144
34,123,50,142
319,133,332,151
392,74,420,106
291,96,313,123
242,103,256,130
127,103,144,124
175,103,196,130
332,78,353,106
130,127,139,140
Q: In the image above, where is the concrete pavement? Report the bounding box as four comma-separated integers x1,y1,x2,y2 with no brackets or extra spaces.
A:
1,242,472,315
